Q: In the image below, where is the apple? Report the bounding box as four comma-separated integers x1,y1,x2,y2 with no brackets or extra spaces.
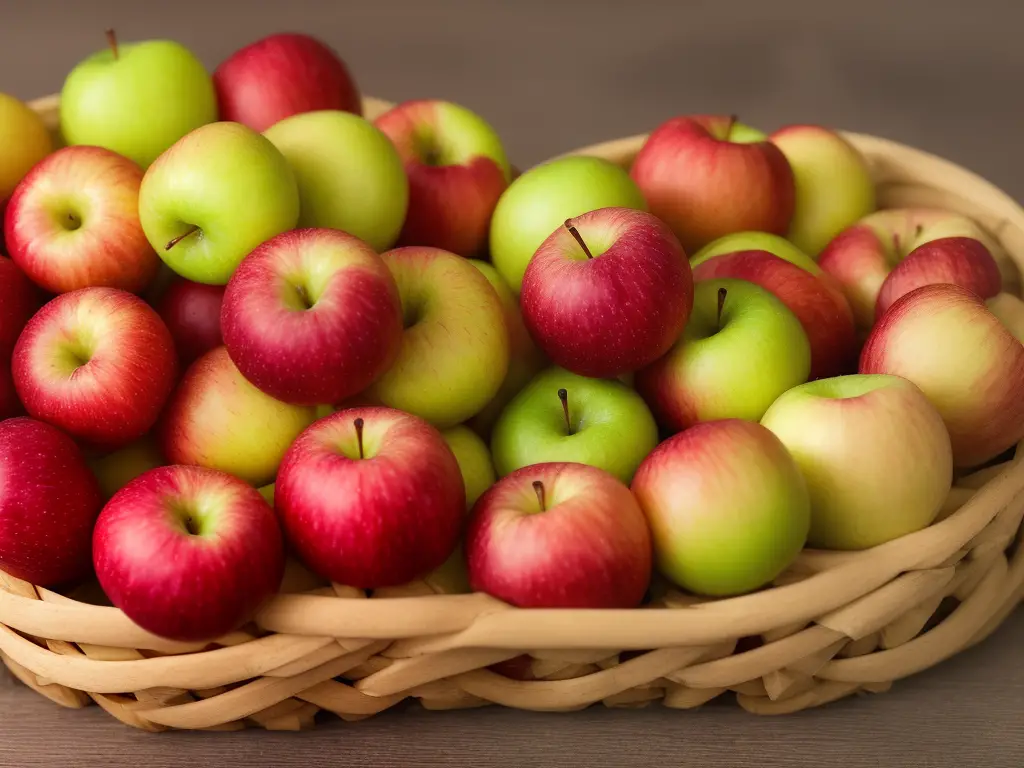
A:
12,288,177,448
521,208,693,379
629,115,795,253
690,230,820,274
465,462,652,608
275,407,465,588
441,425,496,508
0,417,103,586
264,111,408,252
769,124,876,256
361,246,509,428
213,32,361,132
761,374,952,549
635,278,811,432
631,419,809,595
93,464,285,641
155,277,226,366
4,145,159,295
138,121,300,285
374,99,511,257
0,359,22,420
691,250,858,379
987,292,1024,343
60,30,218,168
0,255,39,355
0,92,53,203
491,366,658,484
88,435,166,500
159,346,317,486
221,228,403,406
860,283,1024,468
489,155,648,293
874,236,1001,320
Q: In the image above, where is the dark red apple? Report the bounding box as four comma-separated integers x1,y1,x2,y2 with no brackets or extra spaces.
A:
0,254,38,355
156,277,225,367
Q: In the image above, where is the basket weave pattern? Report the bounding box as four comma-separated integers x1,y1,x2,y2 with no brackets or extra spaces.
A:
1,97,1022,731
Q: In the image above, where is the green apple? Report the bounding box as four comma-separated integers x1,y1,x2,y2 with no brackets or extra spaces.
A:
441,425,496,508
690,231,819,274
264,110,408,252
0,93,53,200
258,483,275,506
138,121,300,285
492,367,659,484
635,278,810,432
59,32,217,168
489,155,647,293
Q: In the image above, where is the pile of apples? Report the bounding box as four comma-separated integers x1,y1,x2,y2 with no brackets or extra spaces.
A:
1,30,1023,646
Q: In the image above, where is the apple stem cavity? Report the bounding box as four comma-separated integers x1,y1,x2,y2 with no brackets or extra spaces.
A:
564,220,594,260
532,480,547,512
165,225,200,252
353,417,365,460
557,388,573,435
105,28,119,60
717,287,727,329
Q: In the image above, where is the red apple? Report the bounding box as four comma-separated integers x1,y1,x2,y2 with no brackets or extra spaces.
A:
466,462,652,608
0,255,39,355
221,228,403,406
0,417,103,586
156,277,226,366
374,99,511,257
692,250,857,379
629,115,795,252
93,464,285,642
275,407,465,589
520,207,693,379
12,288,177,448
213,32,361,132
3,146,159,295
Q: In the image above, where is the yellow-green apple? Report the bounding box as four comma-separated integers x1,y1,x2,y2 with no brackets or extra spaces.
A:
155,277,225,366
442,425,496,508
987,292,1024,342
0,417,103,586
489,155,647,293
60,31,218,168
12,288,177,448
275,407,465,588
213,32,361,132
491,366,658,484
629,115,795,253
4,146,159,294
769,125,876,256
374,99,511,257
139,122,300,285
761,374,953,549
635,278,810,432
874,237,1001,320
88,435,166,500
631,419,809,595
859,283,1024,467
521,208,693,378
158,346,316,486
0,255,39,355
362,246,509,427
0,93,52,205
93,464,285,641
690,230,819,273
465,462,652,608
264,111,407,252
692,250,857,379
221,228,403,406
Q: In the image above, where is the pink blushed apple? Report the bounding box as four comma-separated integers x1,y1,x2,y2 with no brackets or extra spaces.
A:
156,277,226,366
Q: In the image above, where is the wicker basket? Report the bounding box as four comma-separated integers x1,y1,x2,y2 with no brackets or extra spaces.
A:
1,95,1022,732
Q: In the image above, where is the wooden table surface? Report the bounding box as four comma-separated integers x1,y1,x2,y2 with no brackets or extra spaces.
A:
2,1,1023,765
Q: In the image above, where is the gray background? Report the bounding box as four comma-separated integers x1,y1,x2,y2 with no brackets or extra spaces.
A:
1,0,1023,766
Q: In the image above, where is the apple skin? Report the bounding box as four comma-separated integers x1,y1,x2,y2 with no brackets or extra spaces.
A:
375,99,511,257
466,462,651,608
60,38,218,169
0,417,103,586
0,255,39,355
987,292,1024,343
442,425,497,509
690,230,820,274
860,283,1024,468
155,277,226,367
88,435,166,500
93,464,285,642
769,125,876,256
631,419,809,596
762,374,953,549
874,236,1001,320
275,407,465,589
489,155,648,294
629,115,795,253
491,366,659,484
0,92,53,202
635,278,811,433
221,228,403,406
12,288,178,449
4,145,159,295
138,121,300,285
158,346,317,487
213,32,361,133
692,250,858,379
521,207,693,379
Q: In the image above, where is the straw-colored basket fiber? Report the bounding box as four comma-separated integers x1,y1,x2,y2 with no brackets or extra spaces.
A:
1,94,1022,732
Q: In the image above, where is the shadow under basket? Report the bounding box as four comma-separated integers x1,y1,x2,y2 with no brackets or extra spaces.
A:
2,96,1022,732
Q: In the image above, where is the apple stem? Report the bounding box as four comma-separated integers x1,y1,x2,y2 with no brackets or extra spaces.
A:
165,226,200,251
532,480,546,512
564,220,594,259
557,388,573,435
354,417,365,459
717,287,727,329
726,114,738,138
105,28,118,60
